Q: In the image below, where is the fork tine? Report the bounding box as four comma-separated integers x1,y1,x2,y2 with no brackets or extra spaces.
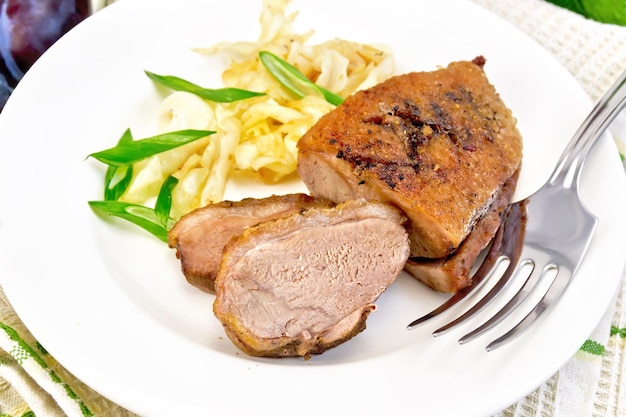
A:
458,258,539,344
485,267,573,351
406,207,508,330
432,256,517,336
484,199,598,351
406,257,500,329
407,202,526,331
430,202,526,336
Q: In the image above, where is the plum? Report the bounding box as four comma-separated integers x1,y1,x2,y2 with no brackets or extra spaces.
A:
0,0,89,110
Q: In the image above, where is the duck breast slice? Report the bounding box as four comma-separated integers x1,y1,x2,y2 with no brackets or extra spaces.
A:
213,199,410,357
168,193,333,293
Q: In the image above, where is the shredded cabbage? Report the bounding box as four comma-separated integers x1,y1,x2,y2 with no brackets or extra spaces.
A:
121,0,394,218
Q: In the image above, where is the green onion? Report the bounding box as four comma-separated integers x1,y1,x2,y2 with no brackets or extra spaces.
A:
259,50,344,106
145,70,266,102
89,173,179,242
88,200,174,243
155,175,178,228
88,129,214,166
104,128,134,201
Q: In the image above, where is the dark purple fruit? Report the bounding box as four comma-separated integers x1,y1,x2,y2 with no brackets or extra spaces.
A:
0,0,90,110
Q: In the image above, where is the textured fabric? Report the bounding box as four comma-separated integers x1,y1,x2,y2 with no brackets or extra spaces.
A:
0,0,625,416
0,290,137,417
471,0,626,102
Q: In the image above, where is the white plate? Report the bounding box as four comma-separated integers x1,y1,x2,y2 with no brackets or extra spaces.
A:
0,0,625,416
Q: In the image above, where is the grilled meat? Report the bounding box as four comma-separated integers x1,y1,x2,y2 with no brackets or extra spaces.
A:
168,193,333,292
297,57,523,267
404,171,518,292
213,199,410,357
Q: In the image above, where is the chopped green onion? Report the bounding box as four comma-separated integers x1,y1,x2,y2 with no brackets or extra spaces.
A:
88,130,205,243
155,175,178,228
89,171,179,243
88,201,174,243
88,129,214,166
145,70,266,102
259,50,344,106
104,128,134,201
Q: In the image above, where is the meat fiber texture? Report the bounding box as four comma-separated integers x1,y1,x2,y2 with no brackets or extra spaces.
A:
213,199,410,358
168,194,333,293
297,56,523,264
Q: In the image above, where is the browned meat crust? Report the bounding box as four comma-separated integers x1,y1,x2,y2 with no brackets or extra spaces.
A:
213,199,410,357
167,193,333,292
297,56,523,261
404,170,518,293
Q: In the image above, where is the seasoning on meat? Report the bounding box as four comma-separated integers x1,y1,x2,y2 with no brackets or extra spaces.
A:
297,56,523,292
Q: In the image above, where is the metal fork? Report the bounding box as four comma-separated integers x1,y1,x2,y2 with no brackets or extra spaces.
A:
407,69,626,351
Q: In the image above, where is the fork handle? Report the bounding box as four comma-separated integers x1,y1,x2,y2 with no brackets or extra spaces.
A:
549,69,626,189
